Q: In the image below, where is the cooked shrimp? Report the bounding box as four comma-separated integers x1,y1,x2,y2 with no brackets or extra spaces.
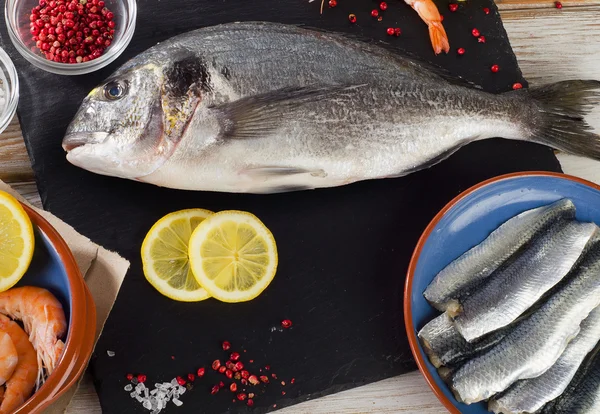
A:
0,314,37,414
0,287,67,376
0,332,17,386
404,0,450,54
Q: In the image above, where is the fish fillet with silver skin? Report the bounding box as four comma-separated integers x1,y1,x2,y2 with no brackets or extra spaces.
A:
488,305,600,414
62,22,600,193
541,341,600,414
453,220,597,342
450,235,600,404
423,199,575,311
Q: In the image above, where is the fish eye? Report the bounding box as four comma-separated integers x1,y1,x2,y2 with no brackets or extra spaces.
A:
103,81,128,100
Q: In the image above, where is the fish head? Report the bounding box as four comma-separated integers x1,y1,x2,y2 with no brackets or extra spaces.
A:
62,55,207,180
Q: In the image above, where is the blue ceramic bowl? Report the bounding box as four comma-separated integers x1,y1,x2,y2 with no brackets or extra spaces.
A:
13,203,96,413
404,171,600,414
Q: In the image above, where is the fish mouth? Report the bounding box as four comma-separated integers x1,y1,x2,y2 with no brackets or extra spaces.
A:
62,131,109,152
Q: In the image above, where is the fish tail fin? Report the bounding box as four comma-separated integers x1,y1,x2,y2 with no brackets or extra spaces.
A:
527,80,600,159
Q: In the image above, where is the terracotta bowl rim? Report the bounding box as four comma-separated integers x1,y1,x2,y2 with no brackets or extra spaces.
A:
403,171,600,414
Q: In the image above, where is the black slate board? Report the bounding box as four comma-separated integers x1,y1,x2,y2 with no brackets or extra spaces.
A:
0,0,562,412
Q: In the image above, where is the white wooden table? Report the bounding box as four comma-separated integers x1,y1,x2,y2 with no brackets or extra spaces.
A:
1,1,600,412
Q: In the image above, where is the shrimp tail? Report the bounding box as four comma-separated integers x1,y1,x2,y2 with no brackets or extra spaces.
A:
429,22,450,55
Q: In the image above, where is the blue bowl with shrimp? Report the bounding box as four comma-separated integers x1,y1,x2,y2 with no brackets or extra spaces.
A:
404,171,600,414
6,203,96,413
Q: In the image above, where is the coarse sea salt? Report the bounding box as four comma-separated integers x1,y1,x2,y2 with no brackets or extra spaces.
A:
125,376,186,412
107,350,116,357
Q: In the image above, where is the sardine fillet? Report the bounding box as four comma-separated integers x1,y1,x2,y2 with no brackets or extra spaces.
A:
423,199,575,311
454,220,597,342
418,312,507,369
488,305,600,414
451,237,600,404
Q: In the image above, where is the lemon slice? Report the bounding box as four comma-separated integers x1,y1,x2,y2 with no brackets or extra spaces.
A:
0,191,34,292
141,209,213,302
188,210,278,303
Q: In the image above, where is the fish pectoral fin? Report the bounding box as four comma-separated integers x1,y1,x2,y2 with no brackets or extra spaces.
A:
242,166,327,179
211,84,365,140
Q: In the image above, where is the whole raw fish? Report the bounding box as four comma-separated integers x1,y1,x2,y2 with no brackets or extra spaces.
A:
453,220,597,342
424,199,576,311
62,22,600,193
489,305,600,414
451,236,600,404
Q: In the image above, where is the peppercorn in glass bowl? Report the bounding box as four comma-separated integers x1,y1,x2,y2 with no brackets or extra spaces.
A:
4,0,137,75
0,47,18,134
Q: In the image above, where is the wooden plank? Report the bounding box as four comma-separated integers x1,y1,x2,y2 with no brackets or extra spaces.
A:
497,0,600,10
0,116,33,183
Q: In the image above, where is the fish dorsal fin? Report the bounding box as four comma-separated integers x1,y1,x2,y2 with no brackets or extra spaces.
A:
211,85,364,140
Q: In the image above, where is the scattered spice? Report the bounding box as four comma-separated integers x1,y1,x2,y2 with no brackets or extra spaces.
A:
241,370,250,379
478,36,486,43
483,7,490,14
226,361,235,371
137,374,147,384
187,373,195,382
222,341,231,351
449,3,458,12
211,385,220,395
126,373,134,381
237,392,247,401
230,383,238,392
176,376,186,386
230,352,241,362
328,0,336,7
271,373,278,379
371,9,379,18
29,0,116,63
249,375,260,385
249,360,254,364
241,378,249,385
379,2,388,11
471,28,480,37
265,365,271,370
512,82,523,90
281,381,286,386
212,360,221,371
234,372,242,380
291,378,296,384
219,381,225,388
218,366,227,374
282,391,286,395
225,369,233,379
457,47,465,55
394,27,401,36
491,64,500,73
247,399,254,407
348,14,357,23
234,361,244,371
281,319,293,329
377,16,383,21
386,27,395,36
555,1,563,9
197,367,205,377
249,393,255,398
260,375,269,384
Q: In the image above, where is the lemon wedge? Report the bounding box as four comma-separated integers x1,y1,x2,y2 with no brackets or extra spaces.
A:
0,191,34,292
188,210,278,303
141,209,213,302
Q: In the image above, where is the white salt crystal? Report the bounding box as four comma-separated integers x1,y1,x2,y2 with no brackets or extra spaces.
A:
136,395,143,402
172,398,183,407
178,386,186,394
170,378,178,386
124,384,133,392
142,399,152,410
130,391,138,398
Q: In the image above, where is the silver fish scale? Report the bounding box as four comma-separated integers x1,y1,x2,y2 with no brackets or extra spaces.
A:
451,238,600,404
454,220,597,342
423,199,576,311
489,306,600,414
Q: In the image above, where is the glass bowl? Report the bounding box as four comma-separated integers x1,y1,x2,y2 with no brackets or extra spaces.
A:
4,0,137,75
0,47,18,134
